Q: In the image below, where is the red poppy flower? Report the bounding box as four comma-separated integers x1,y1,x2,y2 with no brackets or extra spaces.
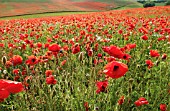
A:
97,53,102,58
118,29,123,34
48,43,60,52
26,55,39,65
63,45,69,51
0,89,9,100
104,56,116,62
14,76,20,81
94,43,98,51
103,61,128,79
46,75,57,85
37,42,43,48
150,50,160,57
72,44,80,54
84,102,89,111
145,60,154,69
29,43,34,48
118,96,125,105
45,70,53,77
10,55,23,66
141,35,148,40
5,61,12,68
102,46,110,53
45,51,53,58
122,53,131,61
126,43,136,49
160,104,167,111
96,80,108,94
102,45,124,59
0,43,4,48
87,49,93,57
134,97,149,107
93,59,98,65
61,60,67,66
0,79,24,94
157,36,166,41
13,69,20,75
44,43,49,48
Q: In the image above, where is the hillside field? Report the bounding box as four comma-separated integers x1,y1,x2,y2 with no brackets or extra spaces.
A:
0,0,143,17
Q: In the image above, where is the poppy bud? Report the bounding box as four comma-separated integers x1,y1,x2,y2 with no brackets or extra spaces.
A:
162,53,167,60
78,52,84,61
156,60,160,66
1,56,7,65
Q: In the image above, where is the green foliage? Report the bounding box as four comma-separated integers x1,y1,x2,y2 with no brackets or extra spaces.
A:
165,0,170,5
143,2,155,8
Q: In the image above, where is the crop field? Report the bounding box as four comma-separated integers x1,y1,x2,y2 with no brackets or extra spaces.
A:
0,0,142,17
0,6,170,111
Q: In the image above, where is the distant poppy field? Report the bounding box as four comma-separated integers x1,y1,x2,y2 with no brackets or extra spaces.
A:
0,6,170,111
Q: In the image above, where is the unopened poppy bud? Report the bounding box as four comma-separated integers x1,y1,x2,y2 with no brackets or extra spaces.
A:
156,60,160,66
59,49,63,53
2,56,7,65
75,43,79,47
78,52,84,61
162,53,167,60
94,106,99,110
129,78,134,83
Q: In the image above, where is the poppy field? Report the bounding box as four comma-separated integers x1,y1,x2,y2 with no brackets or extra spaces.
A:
0,6,170,111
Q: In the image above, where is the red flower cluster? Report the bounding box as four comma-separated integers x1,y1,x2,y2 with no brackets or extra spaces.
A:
0,79,24,102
